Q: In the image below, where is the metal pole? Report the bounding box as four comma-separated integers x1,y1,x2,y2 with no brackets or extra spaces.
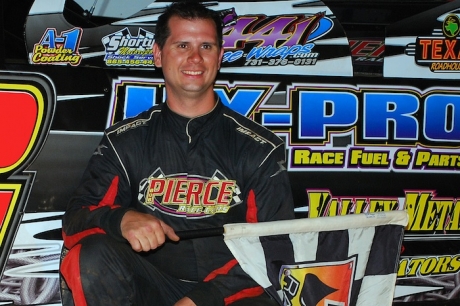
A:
176,227,224,240
83,0,99,18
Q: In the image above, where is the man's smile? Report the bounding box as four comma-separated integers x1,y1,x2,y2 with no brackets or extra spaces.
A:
182,70,203,76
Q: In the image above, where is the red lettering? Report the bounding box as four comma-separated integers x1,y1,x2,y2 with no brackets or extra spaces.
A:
163,179,175,203
371,43,385,57
419,40,431,59
203,181,219,205
172,179,187,204
349,40,358,49
217,181,234,205
444,39,457,59
148,179,166,201
146,178,235,209
351,41,383,57
187,181,204,205
432,40,443,59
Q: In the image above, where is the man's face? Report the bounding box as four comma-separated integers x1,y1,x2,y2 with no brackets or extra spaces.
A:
153,16,224,100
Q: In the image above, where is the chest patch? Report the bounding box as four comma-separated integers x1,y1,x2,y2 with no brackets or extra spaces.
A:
138,168,242,218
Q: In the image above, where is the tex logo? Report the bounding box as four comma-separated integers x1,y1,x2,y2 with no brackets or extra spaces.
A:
443,14,460,38
102,28,154,67
280,258,355,306
411,13,460,72
0,71,54,271
31,28,83,66
138,168,242,218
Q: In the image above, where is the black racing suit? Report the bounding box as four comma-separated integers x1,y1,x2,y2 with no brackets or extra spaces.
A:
62,100,295,305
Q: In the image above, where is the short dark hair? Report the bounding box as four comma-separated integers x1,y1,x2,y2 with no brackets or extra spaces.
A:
154,2,223,49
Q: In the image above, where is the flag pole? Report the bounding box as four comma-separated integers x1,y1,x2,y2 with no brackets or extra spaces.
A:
176,227,224,240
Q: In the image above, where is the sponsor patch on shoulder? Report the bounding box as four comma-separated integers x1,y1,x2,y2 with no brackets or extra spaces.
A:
236,126,267,144
116,118,148,135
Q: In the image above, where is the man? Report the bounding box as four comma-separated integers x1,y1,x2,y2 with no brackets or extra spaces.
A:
61,2,294,305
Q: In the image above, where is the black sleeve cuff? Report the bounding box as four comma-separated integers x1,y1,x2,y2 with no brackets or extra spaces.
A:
104,207,134,241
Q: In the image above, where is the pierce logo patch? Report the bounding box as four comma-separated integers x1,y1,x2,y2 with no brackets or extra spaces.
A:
138,168,242,218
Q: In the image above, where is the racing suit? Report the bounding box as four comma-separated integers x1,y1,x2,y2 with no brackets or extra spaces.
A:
61,99,295,305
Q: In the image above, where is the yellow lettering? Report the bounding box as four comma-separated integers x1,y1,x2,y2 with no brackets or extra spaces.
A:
407,258,424,276
294,150,345,165
415,151,431,166
433,256,452,274
307,191,331,218
398,258,409,277
420,257,437,276
349,149,390,166
406,192,431,231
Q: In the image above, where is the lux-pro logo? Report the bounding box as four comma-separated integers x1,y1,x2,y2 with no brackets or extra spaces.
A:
0,71,54,275
106,77,277,127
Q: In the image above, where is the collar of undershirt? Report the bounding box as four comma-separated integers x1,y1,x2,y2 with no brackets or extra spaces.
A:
162,97,223,139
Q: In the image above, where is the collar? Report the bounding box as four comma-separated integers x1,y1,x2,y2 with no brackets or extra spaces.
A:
162,97,223,140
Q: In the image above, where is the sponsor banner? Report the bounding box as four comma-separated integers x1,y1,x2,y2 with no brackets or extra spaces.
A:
25,1,352,76
102,27,154,67
395,240,460,302
349,38,384,66
302,189,460,302
216,1,352,76
107,76,460,174
30,28,83,66
385,1,460,79
304,189,459,238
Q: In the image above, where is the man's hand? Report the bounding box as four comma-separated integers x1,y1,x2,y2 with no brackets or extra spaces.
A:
174,297,197,306
120,210,179,252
